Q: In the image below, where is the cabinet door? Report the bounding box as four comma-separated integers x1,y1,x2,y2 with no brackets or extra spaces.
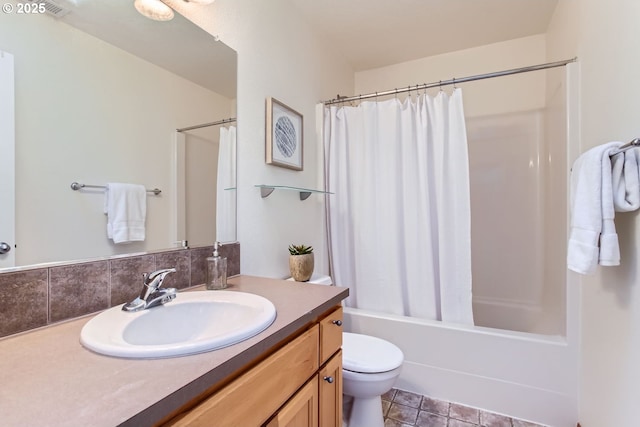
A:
319,350,342,427
266,376,318,427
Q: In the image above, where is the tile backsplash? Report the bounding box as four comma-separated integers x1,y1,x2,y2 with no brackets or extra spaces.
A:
0,243,240,338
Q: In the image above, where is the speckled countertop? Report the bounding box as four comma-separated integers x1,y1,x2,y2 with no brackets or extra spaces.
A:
0,275,348,427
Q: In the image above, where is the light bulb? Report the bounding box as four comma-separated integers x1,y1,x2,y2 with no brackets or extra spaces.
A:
134,0,174,21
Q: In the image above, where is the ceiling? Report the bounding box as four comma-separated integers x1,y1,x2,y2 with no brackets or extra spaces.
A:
48,0,236,98
289,0,559,71
44,0,558,93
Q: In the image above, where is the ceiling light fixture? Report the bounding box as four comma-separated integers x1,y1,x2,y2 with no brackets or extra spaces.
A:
185,0,216,4
134,0,174,21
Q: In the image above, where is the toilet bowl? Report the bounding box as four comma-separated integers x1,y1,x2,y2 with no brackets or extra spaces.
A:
342,332,403,427
287,274,404,427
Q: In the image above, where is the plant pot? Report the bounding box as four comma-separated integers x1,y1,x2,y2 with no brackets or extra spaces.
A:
289,253,314,282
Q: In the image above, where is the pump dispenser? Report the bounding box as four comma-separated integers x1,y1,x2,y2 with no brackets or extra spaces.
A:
206,242,227,290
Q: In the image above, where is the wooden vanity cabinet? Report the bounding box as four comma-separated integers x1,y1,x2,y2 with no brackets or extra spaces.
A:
163,306,343,427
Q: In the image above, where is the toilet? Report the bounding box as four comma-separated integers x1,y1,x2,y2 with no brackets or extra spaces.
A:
287,274,404,427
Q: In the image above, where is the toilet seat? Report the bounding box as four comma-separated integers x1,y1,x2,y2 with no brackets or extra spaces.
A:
342,332,404,374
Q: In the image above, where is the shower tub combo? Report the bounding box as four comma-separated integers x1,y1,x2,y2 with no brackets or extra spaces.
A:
343,302,579,427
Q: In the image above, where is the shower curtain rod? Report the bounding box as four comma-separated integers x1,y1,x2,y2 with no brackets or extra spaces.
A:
176,117,236,132
323,57,577,105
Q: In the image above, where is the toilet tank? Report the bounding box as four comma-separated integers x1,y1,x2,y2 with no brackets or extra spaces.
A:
287,274,333,285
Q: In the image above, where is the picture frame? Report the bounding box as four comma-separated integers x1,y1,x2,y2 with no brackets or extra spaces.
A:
266,97,303,171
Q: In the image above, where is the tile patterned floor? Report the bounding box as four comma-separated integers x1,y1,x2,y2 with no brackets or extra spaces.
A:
381,388,547,427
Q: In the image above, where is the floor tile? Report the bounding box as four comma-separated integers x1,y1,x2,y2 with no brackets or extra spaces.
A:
383,388,398,401
415,411,448,427
384,419,413,427
480,411,512,427
420,396,449,416
380,388,550,427
450,403,480,424
387,403,419,425
449,419,480,427
394,389,423,408
382,399,392,416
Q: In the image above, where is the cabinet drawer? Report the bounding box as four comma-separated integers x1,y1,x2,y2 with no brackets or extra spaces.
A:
319,306,343,363
166,325,319,427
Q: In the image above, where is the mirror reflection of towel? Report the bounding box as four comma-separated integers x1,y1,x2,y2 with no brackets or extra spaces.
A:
104,183,146,244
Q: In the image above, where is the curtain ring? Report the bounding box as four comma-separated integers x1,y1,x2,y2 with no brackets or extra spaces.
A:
452,77,457,89
439,80,443,92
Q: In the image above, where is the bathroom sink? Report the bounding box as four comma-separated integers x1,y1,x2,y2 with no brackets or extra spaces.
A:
80,291,277,358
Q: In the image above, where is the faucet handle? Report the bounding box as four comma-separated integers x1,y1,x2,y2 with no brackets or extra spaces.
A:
145,268,176,282
143,268,177,293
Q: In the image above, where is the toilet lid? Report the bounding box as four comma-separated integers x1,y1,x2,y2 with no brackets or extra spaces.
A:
342,332,404,373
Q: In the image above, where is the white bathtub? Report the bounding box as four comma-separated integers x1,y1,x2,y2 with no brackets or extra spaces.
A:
343,306,578,427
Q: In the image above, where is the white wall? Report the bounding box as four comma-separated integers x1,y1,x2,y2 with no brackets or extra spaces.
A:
1,12,232,265
169,0,354,279
548,0,640,425
355,35,547,117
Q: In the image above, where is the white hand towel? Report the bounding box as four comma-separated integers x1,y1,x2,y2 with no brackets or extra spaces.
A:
568,142,622,274
611,148,640,212
104,183,146,244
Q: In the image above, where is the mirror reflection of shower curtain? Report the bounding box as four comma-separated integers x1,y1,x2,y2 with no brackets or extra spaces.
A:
216,126,236,242
324,89,473,325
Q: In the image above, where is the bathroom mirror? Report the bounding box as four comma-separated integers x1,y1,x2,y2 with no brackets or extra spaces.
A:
0,0,237,269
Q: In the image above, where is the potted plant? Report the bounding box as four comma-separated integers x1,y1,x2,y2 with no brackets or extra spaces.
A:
288,244,314,282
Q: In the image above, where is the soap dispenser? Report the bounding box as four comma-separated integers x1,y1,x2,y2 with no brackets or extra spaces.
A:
206,242,227,290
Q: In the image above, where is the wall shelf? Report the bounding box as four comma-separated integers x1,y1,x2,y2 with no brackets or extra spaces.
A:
255,185,333,201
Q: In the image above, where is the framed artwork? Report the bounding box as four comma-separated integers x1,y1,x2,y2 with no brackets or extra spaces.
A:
266,97,303,170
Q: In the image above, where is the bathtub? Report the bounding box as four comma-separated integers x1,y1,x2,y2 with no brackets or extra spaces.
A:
343,305,579,427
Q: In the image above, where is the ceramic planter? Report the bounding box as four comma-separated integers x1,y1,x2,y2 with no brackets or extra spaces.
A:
289,253,314,282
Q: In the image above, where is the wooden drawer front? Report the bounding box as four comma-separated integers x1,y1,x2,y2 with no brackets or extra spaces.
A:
168,325,319,427
319,350,342,427
319,306,343,363
265,376,319,427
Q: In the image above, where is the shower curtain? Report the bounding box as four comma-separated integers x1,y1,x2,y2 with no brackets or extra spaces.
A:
216,125,236,242
324,89,473,324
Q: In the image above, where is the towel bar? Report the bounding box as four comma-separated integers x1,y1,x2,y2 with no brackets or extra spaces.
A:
70,182,161,195
609,138,640,157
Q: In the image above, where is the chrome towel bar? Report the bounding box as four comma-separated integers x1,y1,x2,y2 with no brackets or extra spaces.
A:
70,182,161,195
609,138,640,157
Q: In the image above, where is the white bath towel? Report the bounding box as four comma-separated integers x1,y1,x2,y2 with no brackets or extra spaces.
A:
611,148,640,212
104,183,146,244
568,142,622,275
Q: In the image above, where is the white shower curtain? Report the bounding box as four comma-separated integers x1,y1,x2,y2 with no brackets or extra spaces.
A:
324,89,473,324
216,125,236,242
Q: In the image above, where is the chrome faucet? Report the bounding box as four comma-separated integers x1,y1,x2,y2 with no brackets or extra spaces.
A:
122,268,178,312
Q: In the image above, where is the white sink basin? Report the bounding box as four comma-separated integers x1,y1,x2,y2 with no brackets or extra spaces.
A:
80,291,276,359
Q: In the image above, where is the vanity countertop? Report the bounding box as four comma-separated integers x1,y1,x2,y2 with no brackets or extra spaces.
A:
0,275,348,427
